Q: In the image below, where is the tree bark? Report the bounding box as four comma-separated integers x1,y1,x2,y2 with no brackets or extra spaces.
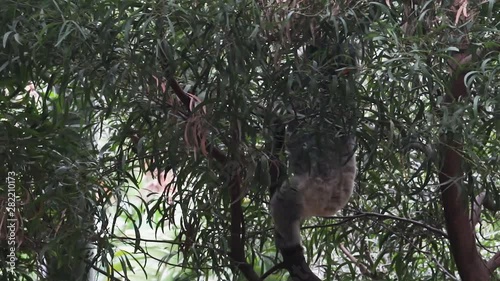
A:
439,71,490,281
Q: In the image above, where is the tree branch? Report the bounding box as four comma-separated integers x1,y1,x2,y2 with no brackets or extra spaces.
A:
339,244,377,278
167,77,227,164
261,262,284,280
164,75,259,279
227,169,261,281
439,68,491,280
268,119,286,197
487,252,500,272
471,191,486,228
483,195,500,212
319,211,448,238
84,260,124,281
168,78,194,110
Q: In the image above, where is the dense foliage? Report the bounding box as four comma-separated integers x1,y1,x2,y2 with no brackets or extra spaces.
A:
1,0,499,280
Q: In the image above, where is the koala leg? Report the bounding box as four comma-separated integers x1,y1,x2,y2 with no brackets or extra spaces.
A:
271,184,322,281
270,181,304,250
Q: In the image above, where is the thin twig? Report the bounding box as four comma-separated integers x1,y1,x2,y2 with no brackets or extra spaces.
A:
472,191,486,228
167,77,227,163
85,260,128,281
261,262,284,280
316,211,448,238
339,244,373,277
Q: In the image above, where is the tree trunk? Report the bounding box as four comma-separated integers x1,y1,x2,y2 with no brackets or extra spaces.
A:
439,71,491,281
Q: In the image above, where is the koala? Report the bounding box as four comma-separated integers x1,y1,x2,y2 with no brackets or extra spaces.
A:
269,43,357,280
270,124,356,280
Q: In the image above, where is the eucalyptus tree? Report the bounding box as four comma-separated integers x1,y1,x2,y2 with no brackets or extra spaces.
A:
1,0,499,281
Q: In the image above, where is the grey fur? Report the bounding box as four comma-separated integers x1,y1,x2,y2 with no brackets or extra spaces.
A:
270,134,356,249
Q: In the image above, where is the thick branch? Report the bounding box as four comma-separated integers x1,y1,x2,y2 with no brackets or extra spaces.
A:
168,78,192,109
228,173,261,281
166,75,257,278
487,252,500,272
439,70,490,281
223,117,260,281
